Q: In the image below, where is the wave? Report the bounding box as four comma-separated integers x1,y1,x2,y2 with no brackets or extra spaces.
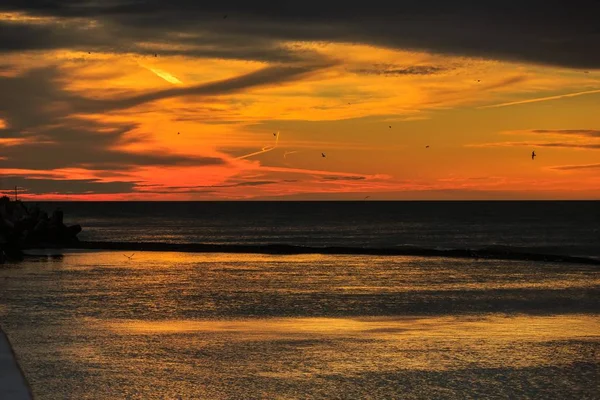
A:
26,241,600,266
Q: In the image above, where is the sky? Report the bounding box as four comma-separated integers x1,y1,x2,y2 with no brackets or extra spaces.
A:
0,1,599,200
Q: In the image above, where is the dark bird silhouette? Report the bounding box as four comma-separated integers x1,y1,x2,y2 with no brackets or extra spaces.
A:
389,125,392,129
425,145,430,148
321,153,326,158
531,150,536,160
154,53,157,57
177,132,180,135
273,133,277,136
476,79,481,82
364,196,370,200
124,253,135,260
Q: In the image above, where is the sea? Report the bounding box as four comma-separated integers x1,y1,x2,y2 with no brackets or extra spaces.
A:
0,201,598,399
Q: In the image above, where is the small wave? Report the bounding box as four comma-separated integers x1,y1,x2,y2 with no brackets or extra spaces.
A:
25,241,600,266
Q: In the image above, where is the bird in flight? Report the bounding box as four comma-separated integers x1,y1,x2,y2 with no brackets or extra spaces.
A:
322,153,326,158
364,196,370,200
531,150,536,160
123,253,135,260
273,132,277,137
177,132,180,135
425,145,430,148
389,125,392,129
154,53,157,57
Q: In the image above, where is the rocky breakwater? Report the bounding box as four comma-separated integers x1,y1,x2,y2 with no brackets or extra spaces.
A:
0,197,81,261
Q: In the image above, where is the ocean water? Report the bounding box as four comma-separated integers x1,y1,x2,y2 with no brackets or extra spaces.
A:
0,252,599,399
0,201,599,398
43,201,600,258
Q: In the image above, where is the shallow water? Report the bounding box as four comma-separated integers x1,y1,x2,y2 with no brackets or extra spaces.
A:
0,252,598,399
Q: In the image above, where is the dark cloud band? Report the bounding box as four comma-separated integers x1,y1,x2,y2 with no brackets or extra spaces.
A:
1,1,599,68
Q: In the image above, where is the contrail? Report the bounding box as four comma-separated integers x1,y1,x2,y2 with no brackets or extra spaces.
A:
478,89,600,109
283,150,300,159
236,132,279,160
137,61,183,85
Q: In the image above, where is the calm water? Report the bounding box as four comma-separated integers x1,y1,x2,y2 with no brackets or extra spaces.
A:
42,201,600,258
0,252,599,399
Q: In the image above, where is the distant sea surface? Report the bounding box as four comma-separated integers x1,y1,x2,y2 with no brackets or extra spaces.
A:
43,200,600,258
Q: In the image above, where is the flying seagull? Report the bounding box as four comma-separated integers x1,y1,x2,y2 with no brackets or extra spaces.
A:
425,145,430,148
273,133,277,137
389,125,392,129
177,132,180,135
124,253,135,260
531,151,536,160
322,153,326,158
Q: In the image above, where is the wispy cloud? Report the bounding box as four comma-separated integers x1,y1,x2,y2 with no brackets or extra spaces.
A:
529,129,600,138
549,163,600,171
467,142,600,150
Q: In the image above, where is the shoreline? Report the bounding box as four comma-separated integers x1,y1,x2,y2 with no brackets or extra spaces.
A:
0,326,33,400
23,241,600,266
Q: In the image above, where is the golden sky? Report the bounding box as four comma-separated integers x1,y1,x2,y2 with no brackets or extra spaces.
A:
1,4,599,200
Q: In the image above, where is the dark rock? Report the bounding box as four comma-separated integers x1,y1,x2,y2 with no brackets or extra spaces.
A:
66,224,82,237
0,198,82,258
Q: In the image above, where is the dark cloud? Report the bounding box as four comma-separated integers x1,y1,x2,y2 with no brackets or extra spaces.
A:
322,175,367,181
0,176,134,195
138,181,278,190
531,130,600,138
550,163,600,171
1,1,600,68
0,66,226,171
351,64,446,76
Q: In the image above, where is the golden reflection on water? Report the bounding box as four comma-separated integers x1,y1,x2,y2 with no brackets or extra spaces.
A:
104,315,599,340
2,251,599,399
92,315,600,377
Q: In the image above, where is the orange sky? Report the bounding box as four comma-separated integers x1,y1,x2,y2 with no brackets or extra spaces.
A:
1,8,599,200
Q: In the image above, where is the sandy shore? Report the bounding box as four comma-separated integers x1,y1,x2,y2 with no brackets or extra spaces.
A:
0,327,32,400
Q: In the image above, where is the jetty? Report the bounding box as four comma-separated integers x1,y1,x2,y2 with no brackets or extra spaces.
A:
0,196,81,261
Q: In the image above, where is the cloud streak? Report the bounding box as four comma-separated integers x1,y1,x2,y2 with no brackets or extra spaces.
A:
351,64,446,76
84,64,333,113
529,130,600,138
550,163,600,171
468,142,600,150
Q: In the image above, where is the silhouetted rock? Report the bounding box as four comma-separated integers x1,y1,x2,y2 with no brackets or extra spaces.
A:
0,197,82,262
